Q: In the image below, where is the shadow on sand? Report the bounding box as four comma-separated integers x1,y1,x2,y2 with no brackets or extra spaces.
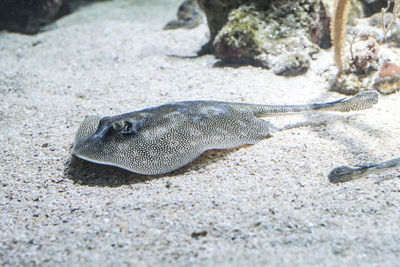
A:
63,146,245,187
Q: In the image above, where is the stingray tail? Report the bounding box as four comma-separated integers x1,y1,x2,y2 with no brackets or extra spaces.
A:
328,156,400,183
252,91,379,117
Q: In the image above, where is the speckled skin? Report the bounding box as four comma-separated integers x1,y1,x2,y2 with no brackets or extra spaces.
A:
72,91,378,175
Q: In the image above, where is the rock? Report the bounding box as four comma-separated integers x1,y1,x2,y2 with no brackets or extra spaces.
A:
197,0,244,54
329,57,400,96
0,0,64,34
212,5,269,67
378,62,400,78
330,72,371,95
360,0,390,16
191,230,208,239
348,0,365,25
351,37,380,73
164,0,203,30
200,0,328,76
350,12,400,45
0,0,109,34
373,62,400,94
373,76,400,94
328,4,400,95
272,52,311,76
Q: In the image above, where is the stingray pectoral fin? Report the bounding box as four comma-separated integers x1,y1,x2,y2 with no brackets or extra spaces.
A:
72,115,101,154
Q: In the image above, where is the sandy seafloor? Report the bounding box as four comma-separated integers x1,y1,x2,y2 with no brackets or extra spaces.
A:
1,0,400,265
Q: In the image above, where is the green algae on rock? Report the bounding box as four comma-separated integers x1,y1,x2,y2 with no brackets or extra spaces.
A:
197,0,245,54
212,5,268,67
199,0,329,76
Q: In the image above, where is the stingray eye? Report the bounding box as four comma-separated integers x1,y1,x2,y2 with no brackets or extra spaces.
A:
112,121,133,134
112,121,124,131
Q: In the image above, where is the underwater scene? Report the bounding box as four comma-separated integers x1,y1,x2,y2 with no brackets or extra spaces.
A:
1,0,400,265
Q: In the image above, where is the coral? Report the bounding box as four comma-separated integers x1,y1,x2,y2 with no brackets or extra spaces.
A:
352,8,400,45
331,0,351,75
380,0,400,43
329,0,365,74
164,0,203,30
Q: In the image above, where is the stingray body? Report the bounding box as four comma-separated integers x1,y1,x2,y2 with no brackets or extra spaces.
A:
72,91,378,175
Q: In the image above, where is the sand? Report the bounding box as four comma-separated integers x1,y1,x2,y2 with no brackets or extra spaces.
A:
1,0,400,265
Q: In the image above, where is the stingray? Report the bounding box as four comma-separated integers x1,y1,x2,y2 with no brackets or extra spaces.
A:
72,91,378,175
